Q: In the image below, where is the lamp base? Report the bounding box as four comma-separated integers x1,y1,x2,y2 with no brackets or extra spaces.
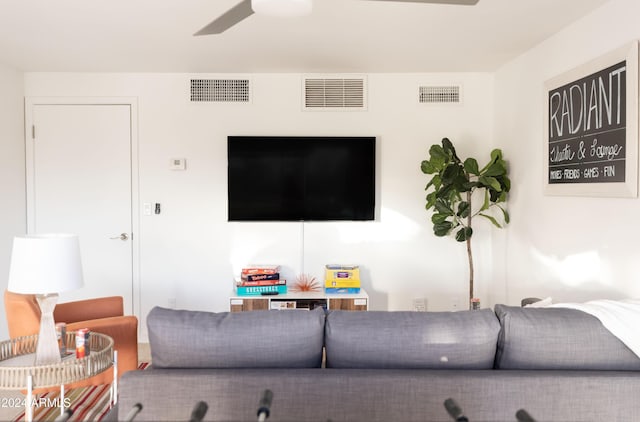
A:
35,293,62,365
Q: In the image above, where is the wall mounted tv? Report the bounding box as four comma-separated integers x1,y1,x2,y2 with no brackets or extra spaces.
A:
228,136,376,221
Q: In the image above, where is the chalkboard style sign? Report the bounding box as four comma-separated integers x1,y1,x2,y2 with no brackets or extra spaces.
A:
544,42,639,197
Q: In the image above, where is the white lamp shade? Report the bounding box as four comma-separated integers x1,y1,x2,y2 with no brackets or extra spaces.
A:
252,0,312,17
7,234,84,295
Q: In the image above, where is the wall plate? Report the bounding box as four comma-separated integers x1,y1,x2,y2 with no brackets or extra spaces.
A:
170,158,186,170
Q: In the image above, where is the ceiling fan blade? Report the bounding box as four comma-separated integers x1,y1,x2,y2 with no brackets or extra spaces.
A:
363,0,479,5
194,0,254,36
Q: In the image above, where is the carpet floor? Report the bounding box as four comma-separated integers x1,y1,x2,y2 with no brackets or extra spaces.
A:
11,363,149,422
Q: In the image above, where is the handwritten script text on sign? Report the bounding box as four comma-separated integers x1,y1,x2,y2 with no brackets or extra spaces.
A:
548,61,626,184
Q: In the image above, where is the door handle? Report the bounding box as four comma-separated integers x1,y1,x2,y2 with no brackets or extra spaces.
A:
110,233,129,241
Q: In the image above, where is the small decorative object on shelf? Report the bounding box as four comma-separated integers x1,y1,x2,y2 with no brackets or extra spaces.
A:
236,284,287,296
470,298,481,310
324,264,361,293
290,273,321,292
236,265,286,296
241,265,280,275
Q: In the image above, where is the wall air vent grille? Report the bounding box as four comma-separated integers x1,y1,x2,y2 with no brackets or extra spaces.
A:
190,79,250,102
419,86,461,103
303,77,366,110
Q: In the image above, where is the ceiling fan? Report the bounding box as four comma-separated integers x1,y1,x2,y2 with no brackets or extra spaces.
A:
194,0,479,36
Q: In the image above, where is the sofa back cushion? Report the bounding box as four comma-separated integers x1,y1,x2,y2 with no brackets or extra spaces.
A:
494,304,640,370
324,309,500,369
147,307,325,369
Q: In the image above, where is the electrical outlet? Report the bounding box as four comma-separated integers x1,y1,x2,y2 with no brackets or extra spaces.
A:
412,298,427,312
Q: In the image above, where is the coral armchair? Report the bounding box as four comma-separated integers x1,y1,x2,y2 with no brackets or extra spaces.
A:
4,290,138,387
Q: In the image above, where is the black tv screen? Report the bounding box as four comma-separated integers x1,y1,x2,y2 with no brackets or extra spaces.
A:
228,136,375,221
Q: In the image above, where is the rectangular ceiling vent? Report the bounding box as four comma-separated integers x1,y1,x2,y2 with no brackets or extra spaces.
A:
303,77,367,110
190,79,250,102
419,85,461,104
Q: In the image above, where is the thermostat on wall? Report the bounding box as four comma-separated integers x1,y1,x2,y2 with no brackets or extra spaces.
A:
170,158,186,170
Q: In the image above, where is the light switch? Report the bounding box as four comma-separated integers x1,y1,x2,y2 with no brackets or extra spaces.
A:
143,203,152,216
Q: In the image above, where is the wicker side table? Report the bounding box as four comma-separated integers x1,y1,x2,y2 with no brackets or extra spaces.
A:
0,332,115,421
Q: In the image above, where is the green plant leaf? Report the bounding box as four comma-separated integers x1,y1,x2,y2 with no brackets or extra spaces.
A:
434,199,454,215
436,183,453,199
454,175,470,192
457,201,470,218
479,148,503,172
499,175,511,192
497,205,510,224
434,221,453,236
442,163,461,183
431,175,442,190
425,191,437,210
448,189,463,203
479,189,490,211
425,174,439,191
479,175,502,191
441,138,460,162
479,213,502,228
421,160,437,174
429,144,447,166
431,213,449,224
455,226,473,242
490,149,503,161
462,181,479,191
463,158,480,175
483,161,507,177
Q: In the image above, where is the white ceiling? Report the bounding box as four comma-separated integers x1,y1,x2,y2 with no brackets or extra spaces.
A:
0,0,610,73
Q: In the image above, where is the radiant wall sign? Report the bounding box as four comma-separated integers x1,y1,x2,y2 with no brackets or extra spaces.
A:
544,42,638,197
548,61,626,184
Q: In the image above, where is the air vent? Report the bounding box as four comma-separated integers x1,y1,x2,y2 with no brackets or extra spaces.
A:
419,86,461,104
303,77,366,110
190,79,250,102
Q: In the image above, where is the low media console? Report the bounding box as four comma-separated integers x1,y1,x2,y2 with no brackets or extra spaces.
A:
229,289,368,312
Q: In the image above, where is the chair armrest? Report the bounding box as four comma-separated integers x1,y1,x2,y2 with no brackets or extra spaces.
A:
67,315,139,375
54,296,124,323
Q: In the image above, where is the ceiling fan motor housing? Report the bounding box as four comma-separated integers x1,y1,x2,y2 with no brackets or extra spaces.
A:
195,0,478,36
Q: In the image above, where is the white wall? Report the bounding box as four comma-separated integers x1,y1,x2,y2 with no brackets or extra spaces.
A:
0,62,25,339
4,0,639,349
7,0,640,344
24,72,495,339
494,0,640,304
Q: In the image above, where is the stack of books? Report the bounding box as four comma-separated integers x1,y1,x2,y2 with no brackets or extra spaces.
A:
236,265,287,296
324,264,361,294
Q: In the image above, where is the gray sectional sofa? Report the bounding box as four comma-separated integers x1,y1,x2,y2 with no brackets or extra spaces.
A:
115,305,640,421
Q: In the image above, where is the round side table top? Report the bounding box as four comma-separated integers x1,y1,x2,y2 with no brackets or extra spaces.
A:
0,332,113,389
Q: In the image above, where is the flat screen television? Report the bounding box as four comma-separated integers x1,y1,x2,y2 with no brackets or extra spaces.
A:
228,136,376,221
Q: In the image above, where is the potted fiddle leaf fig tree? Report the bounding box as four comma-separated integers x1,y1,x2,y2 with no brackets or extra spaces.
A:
420,137,510,309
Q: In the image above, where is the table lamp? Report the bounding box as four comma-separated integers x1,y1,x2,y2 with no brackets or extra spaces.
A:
7,234,84,365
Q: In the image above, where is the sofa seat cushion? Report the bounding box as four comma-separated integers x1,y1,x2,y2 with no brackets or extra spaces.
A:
147,306,325,369
325,309,500,369
494,304,640,370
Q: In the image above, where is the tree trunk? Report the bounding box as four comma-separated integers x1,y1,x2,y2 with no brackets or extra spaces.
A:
466,191,474,308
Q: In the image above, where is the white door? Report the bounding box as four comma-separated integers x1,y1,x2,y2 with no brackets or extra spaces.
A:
26,101,137,314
